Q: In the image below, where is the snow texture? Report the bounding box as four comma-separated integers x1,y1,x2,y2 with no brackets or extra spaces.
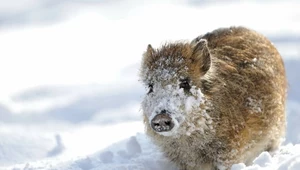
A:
47,135,65,157
3,135,300,170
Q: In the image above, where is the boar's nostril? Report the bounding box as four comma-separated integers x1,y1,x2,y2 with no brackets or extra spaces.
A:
151,113,175,132
165,120,171,126
153,123,160,127
161,110,167,114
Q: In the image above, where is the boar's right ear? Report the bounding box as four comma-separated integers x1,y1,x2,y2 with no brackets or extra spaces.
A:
146,44,155,55
192,39,211,76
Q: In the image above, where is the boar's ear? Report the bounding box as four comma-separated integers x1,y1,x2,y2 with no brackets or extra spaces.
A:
146,44,155,55
192,39,211,76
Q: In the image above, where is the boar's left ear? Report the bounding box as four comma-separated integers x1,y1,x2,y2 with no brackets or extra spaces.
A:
192,39,211,76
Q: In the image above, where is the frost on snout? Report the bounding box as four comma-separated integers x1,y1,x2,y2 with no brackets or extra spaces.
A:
143,83,205,137
144,84,184,136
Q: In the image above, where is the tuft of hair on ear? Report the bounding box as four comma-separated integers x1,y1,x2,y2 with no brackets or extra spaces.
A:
192,39,211,76
146,44,155,56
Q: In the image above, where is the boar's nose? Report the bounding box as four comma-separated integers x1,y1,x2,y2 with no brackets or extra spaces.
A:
151,111,174,132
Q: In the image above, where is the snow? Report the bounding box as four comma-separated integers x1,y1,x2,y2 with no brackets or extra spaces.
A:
246,97,262,113
229,145,300,170
231,163,247,170
2,133,178,170
0,0,299,170
3,135,300,170
252,152,273,168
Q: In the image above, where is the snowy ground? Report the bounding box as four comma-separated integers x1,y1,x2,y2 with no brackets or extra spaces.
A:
0,0,299,170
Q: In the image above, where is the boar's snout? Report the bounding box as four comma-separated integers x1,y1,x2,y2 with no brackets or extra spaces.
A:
151,110,175,132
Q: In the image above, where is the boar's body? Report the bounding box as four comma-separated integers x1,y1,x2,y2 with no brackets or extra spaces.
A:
140,27,287,170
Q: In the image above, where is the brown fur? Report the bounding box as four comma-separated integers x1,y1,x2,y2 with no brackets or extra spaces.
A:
140,26,287,170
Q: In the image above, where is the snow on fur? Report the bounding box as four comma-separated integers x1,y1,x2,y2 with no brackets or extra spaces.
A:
142,81,207,137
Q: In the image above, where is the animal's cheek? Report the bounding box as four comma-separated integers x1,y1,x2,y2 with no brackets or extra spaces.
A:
174,115,185,125
143,108,155,119
142,97,165,119
141,99,155,118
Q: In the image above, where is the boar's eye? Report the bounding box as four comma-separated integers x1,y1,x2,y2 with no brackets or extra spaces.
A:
147,84,154,94
179,78,191,92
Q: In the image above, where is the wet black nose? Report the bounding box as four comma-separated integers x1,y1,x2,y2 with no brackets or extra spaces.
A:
151,112,174,132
